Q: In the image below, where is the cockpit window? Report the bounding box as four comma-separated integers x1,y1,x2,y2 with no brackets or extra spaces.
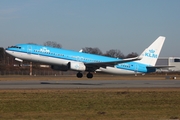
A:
9,46,21,49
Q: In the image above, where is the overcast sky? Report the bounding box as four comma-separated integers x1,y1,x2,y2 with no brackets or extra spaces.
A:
0,0,180,57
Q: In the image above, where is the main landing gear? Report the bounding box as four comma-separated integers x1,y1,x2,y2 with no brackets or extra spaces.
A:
76,72,83,78
76,72,93,78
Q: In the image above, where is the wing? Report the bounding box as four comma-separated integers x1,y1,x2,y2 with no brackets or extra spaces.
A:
85,56,141,70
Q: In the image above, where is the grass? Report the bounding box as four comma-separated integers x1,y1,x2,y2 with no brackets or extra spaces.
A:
0,89,180,120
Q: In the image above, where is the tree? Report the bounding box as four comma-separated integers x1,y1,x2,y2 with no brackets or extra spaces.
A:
82,47,103,55
0,47,5,60
105,49,125,58
126,52,138,58
44,41,62,48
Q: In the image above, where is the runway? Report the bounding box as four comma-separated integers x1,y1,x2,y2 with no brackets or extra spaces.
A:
0,79,180,89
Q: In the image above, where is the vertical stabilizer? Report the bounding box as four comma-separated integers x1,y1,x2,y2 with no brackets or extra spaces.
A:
137,36,165,66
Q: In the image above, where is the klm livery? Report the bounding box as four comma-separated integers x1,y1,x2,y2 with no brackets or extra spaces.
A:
6,36,166,78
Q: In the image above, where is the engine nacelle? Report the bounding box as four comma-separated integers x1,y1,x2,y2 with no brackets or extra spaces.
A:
51,65,69,71
51,62,86,71
70,61,86,71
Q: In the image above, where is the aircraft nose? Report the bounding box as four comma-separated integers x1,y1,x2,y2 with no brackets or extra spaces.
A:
5,49,11,54
5,46,11,50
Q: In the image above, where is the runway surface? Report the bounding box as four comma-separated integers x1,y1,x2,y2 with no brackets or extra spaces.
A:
0,79,180,89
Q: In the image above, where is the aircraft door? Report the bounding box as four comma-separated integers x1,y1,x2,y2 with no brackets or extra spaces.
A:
135,64,138,75
27,45,32,54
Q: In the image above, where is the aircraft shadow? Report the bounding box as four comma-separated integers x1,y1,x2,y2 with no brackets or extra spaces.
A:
40,82,103,86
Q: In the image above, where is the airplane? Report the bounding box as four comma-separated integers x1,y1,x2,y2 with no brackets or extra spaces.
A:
6,36,166,78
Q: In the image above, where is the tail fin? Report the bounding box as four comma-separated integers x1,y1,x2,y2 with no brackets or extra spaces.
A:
137,36,165,66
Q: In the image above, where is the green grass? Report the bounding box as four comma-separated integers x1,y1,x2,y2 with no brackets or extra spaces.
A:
0,89,180,120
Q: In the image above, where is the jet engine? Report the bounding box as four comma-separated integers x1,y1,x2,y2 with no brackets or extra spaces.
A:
51,61,86,71
51,65,69,71
70,61,86,71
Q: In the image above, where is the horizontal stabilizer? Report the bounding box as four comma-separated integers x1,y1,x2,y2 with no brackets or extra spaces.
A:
147,65,174,69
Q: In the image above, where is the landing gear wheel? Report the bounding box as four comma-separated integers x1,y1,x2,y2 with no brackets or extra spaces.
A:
87,72,93,78
77,72,83,78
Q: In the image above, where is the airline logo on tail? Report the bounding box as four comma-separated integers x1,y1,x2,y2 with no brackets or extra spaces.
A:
145,49,158,58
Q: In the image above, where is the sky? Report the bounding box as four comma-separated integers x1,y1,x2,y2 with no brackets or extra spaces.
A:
0,0,180,57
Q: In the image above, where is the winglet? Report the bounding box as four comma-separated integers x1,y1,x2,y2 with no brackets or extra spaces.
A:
79,49,83,52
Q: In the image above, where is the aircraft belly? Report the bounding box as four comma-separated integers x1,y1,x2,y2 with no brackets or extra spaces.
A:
6,51,25,59
99,67,140,74
6,51,69,66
